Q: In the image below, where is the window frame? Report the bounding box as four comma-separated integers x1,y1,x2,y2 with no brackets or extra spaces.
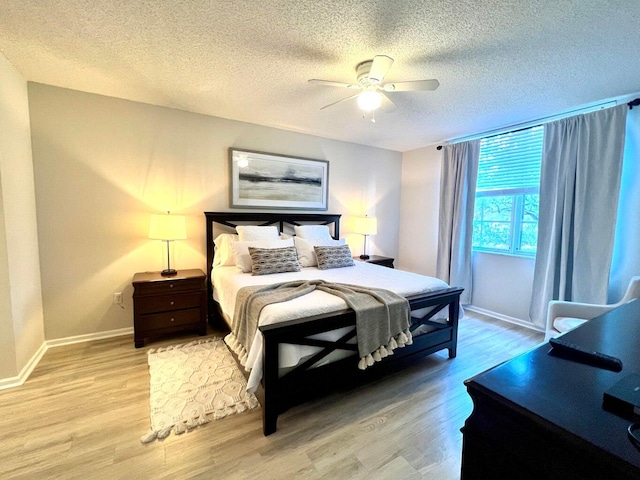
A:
472,125,543,258
473,188,538,257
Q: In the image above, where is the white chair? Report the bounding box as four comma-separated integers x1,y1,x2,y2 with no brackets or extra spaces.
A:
544,276,640,341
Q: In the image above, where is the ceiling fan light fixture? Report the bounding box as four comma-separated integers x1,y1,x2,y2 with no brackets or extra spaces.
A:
357,90,382,111
310,54,438,115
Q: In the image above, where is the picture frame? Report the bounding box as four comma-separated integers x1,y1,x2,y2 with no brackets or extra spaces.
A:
229,148,329,210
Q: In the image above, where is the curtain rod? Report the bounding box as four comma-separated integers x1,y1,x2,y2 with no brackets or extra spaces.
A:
435,98,638,150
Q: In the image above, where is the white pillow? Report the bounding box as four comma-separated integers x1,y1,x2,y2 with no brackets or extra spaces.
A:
231,238,295,272
294,236,346,267
236,225,280,241
213,233,239,267
293,225,333,240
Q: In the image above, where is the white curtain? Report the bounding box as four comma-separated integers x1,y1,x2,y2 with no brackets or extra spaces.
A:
436,140,480,304
529,104,627,327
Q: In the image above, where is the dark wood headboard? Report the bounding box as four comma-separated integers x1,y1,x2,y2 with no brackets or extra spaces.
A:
203,211,341,322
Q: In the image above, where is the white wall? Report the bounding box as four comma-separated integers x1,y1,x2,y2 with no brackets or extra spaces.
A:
0,157,15,379
397,146,441,275
399,145,536,325
0,55,45,378
470,253,534,321
27,83,402,340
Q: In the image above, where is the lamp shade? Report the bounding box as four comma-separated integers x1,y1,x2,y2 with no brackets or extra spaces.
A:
353,216,378,236
148,213,187,241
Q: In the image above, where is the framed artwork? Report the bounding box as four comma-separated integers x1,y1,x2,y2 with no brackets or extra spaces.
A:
229,148,329,210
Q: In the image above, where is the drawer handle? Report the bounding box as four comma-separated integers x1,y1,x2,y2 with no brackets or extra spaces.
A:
169,284,174,288
171,318,175,322
170,301,175,306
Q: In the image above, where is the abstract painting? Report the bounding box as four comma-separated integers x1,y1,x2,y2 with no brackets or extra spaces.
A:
229,148,329,210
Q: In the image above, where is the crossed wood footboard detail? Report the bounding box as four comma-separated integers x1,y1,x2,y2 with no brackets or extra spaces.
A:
258,286,463,435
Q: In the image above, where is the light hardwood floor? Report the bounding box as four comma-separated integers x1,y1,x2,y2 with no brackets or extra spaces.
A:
0,313,542,480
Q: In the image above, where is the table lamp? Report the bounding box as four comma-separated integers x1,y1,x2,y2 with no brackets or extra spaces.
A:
148,211,187,276
353,216,377,260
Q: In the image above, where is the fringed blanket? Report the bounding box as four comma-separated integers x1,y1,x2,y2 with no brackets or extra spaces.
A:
225,279,412,371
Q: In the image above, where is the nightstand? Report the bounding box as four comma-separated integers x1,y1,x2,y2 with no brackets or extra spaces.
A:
354,255,395,268
132,269,207,348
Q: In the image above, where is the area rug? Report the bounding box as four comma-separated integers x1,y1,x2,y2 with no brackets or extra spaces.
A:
140,337,259,443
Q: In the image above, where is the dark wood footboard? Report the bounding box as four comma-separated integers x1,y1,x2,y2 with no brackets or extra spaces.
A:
258,286,463,435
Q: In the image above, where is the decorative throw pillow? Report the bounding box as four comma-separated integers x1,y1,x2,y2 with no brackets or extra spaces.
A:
314,244,355,270
236,225,279,241
294,236,346,267
231,238,294,272
294,225,333,240
249,246,301,275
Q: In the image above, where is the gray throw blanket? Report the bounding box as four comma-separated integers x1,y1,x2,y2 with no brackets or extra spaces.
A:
226,279,412,371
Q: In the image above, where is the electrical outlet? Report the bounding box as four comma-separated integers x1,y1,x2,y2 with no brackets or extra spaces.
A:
113,292,123,305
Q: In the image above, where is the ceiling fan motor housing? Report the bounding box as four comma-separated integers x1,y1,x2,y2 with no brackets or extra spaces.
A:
356,60,379,86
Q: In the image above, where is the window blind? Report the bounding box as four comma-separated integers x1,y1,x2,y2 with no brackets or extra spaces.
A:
476,126,544,192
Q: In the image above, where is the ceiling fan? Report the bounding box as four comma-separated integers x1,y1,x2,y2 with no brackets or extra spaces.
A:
308,55,439,117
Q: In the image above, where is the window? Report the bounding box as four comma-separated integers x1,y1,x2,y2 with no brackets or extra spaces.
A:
472,126,544,256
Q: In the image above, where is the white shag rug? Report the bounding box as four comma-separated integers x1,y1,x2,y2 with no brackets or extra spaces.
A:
140,338,259,443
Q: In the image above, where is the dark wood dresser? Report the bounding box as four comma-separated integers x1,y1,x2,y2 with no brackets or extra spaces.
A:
132,269,207,347
461,299,640,479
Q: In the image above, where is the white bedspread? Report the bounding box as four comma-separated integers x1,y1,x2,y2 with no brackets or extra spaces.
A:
213,262,450,391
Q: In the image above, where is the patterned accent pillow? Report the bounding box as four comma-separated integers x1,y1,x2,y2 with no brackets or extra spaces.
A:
314,244,355,270
231,238,294,272
294,236,346,267
248,246,301,275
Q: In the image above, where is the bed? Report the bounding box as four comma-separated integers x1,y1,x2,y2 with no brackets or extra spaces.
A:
204,211,463,435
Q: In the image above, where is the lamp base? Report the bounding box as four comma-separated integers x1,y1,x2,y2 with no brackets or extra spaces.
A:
160,268,178,276
359,254,370,260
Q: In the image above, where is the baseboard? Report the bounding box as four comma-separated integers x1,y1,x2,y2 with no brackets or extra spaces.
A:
0,327,134,390
0,341,48,391
464,305,544,333
45,327,133,348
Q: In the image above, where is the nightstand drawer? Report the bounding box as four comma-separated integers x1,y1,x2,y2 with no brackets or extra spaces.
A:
135,292,201,314
136,308,201,332
134,277,204,296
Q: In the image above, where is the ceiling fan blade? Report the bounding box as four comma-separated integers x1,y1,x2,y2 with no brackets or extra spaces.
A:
320,93,360,110
383,79,440,92
379,93,398,113
368,55,394,83
308,79,360,89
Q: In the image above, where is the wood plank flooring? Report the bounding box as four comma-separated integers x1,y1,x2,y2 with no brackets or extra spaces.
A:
0,313,542,480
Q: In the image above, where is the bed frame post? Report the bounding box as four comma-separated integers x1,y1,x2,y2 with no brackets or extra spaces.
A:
262,330,279,436
205,213,215,324
448,299,460,358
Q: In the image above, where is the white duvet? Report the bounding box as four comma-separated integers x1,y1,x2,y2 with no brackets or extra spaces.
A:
213,262,450,391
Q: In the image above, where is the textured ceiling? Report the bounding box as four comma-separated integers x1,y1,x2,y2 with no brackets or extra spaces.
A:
1,1,640,152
